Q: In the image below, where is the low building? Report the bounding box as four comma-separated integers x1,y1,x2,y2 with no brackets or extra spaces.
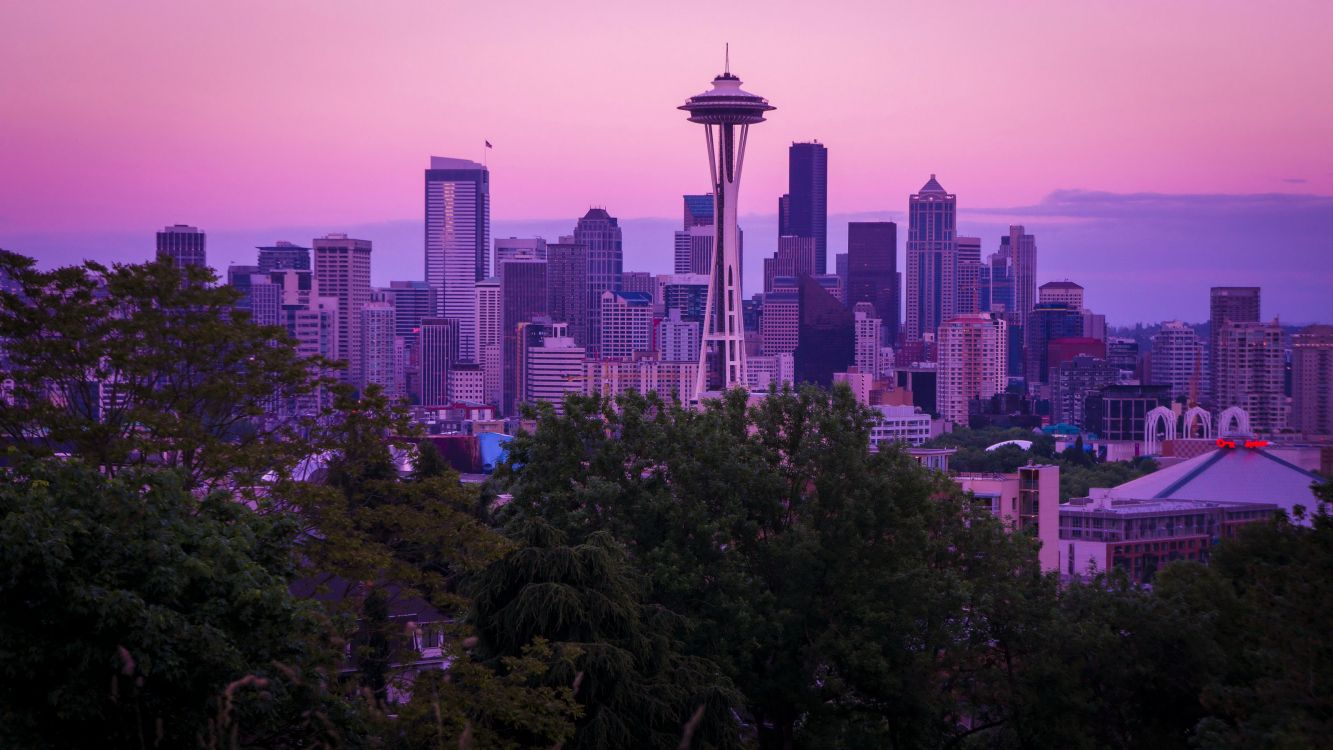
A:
955,465,1060,572
868,404,932,450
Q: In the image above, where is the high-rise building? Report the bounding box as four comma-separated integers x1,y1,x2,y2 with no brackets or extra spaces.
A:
1107,337,1141,379
546,240,588,347
981,243,1014,314
383,280,436,342
247,274,283,327
847,221,898,346
787,141,828,273
1039,280,1083,310
762,235,817,292
905,175,957,343
680,63,772,400
312,233,372,386
599,291,653,360
683,194,713,228
257,241,310,272
1005,226,1037,332
760,289,799,357
293,296,339,413
674,225,715,276
1024,302,1084,386
1051,355,1118,427
852,302,883,377
1291,324,1333,435
1149,321,1205,400
500,259,548,415
658,309,701,362
156,224,206,269
424,156,490,362
418,318,458,407
795,275,853,387
575,208,623,355
495,237,547,267
447,363,485,404
955,236,982,316
524,323,585,415
621,271,655,299
227,264,261,311
1209,287,1261,403
1215,319,1287,433
937,313,1008,426
658,274,709,323
474,277,502,408
360,302,399,399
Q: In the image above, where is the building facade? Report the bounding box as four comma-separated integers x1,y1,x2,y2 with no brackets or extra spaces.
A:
905,175,957,342
312,233,373,386
846,221,898,346
156,224,206,269
424,156,489,362
1291,324,1333,435
937,313,1007,426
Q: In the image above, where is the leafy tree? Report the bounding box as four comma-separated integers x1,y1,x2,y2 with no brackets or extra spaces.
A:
0,459,365,748
0,251,330,494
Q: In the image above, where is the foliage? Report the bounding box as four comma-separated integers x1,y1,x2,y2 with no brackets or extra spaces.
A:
0,251,331,495
0,459,364,748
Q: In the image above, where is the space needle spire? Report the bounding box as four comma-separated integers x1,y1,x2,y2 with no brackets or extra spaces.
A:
679,51,774,403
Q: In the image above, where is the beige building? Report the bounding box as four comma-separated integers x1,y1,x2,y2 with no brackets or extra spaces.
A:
955,464,1061,572
1291,324,1333,435
937,313,1007,426
1214,319,1286,433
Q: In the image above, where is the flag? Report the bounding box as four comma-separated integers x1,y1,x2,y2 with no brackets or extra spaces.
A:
485,140,493,148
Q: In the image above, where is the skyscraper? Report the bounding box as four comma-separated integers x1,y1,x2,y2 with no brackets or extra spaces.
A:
425,156,489,362
599,291,653,360
847,221,898,346
495,236,547,266
360,302,399,399
156,224,206,269
787,141,828,273
762,236,817,292
418,318,458,407
1291,324,1333,435
312,233,372,386
680,62,773,400
257,241,310,272
658,309,701,362
1024,302,1085,386
937,313,1007,427
383,280,436,342
1209,287,1261,403
546,240,588,347
1004,226,1037,333
795,274,853,387
905,175,957,343
1215,319,1286,433
955,236,982,316
852,302,883,376
474,278,502,408
575,208,623,355
500,259,548,416
1149,321,1205,401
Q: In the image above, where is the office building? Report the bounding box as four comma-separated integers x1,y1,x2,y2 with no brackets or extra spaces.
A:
675,195,716,275
621,271,655,299
1209,287,1261,402
584,357,697,407
853,302,883,376
794,274,853,387
846,221,898,346
1150,321,1205,400
785,141,829,273
1024,302,1084,385
762,235,817,292
383,280,435,342
1039,280,1083,310
868,405,933,450
937,313,1007,426
659,274,709,322
474,278,502,408
545,239,588,348
257,241,310,272
658,310,700,362
227,264,261,311
955,236,982,316
425,156,489,362
1291,324,1333,435
312,233,372,385
360,302,399,399
524,324,585,415
1051,355,1118,427
1215,319,1287,433
494,236,547,267
500,259,548,415
1004,226,1038,332
759,288,800,357
448,363,485,404
747,353,795,392
599,290,653,360
1084,384,1171,442
575,208,623,355
905,175,956,342
156,224,206,269
418,318,458,407
1107,338,1141,378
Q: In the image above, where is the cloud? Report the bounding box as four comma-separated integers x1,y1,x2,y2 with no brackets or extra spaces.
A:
1283,177,1309,184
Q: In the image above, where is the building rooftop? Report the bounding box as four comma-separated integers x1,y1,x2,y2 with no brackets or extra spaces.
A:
1100,444,1325,518
917,174,948,195
1040,280,1084,289
429,156,485,171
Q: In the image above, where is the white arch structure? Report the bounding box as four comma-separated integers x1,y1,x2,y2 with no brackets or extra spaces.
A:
1144,405,1177,455
1217,406,1251,436
1183,406,1212,439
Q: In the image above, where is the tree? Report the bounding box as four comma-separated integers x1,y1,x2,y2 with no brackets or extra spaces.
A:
0,251,330,495
0,459,365,748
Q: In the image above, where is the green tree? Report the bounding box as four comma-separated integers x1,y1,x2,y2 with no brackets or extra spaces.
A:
0,251,330,495
0,459,365,748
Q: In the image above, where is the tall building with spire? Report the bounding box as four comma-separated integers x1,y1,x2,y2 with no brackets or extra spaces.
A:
905,175,957,343
679,54,773,400
424,156,489,362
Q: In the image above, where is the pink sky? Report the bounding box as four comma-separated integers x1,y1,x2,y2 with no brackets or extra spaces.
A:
2,0,1331,234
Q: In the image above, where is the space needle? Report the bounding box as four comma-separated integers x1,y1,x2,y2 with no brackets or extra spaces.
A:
680,49,774,404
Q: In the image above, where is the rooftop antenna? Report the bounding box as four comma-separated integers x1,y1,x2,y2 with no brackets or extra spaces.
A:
725,43,730,75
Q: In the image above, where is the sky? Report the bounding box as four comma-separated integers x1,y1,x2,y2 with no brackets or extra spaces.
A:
2,0,1331,324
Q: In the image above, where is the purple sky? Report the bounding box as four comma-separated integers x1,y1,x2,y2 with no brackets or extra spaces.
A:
2,1,1331,324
